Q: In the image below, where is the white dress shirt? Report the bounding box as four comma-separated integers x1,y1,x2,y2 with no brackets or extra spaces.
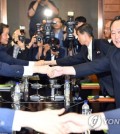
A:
87,40,92,61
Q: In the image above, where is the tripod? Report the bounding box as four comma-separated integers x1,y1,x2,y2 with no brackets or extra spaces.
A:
66,39,82,102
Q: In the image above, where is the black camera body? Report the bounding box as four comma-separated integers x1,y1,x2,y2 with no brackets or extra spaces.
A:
43,20,55,41
18,35,25,43
35,21,58,52
50,37,59,52
65,12,77,40
66,18,77,40
36,23,43,43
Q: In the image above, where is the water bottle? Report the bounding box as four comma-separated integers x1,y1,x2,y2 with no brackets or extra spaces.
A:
13,82,21,110
82,100,91,134
64,79,70,108
24,77,29,101
82,100,90,115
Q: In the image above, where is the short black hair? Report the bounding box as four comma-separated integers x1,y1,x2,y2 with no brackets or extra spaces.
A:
0,23,9,35
110,16,120,29
76,23,94,37
75,16,87,23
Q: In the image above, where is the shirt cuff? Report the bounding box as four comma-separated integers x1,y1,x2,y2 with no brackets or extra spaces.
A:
29,61,35,66
12,110,21,131
23,66,33,76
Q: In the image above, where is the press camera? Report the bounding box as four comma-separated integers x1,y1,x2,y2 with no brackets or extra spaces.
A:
65,12,77,40
36,23,43,42
18,26,25,43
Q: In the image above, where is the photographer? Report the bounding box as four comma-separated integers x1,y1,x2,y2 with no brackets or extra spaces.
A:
28,0,59,38
64,16,87,55
7,29,30,61
31,37,65,61
43,37,65,60
52,16,67,57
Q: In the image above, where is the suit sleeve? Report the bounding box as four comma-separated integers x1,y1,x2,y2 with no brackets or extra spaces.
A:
0,62,24,77
73,56,110,78
104,108,120,134
0,108,15,133
0,50,29,66
57,52,85,66
99,39,111,55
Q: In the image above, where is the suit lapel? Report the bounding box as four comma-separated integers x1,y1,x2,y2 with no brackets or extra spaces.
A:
81,46,89,61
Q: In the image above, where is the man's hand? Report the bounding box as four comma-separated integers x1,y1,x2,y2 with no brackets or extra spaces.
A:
31,108,68,134
60,113,90,133
47,66,64,78
43,43,51,52
37,65,51,74
34,60,45,66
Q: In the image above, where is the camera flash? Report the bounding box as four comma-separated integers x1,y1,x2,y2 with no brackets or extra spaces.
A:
19,25,25,30
44,9,53,17
68,11,74,16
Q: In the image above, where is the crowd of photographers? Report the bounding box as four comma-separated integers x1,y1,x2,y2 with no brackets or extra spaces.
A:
7,16,87,61
5,14,87,97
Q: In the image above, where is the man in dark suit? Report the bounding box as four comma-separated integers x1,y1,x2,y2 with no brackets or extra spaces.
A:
49,16,120,108
42,23,114,97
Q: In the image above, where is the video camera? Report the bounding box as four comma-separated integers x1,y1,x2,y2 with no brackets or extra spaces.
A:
35,21,59,52
65,12,77,40
44,20,60,52
43,19,56,43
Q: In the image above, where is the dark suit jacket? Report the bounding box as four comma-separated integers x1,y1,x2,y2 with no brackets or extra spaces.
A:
0,108,15,133
57,39,114,96
0,62,24,77
0,45,29,65
73,45,120,108
7,45,31,61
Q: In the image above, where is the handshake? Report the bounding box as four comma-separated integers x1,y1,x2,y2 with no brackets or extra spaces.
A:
33,60,76,78
47,66,65,78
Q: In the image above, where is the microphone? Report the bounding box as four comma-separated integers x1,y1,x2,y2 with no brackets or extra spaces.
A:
64,100,84,113
65,95,100,113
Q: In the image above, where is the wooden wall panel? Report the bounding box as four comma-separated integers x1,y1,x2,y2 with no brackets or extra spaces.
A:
104,12,120,19
104,0,120,4
104,5,120,11
104,0,120,25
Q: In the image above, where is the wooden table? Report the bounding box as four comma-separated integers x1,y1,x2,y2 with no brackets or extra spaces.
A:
88,97,115,103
